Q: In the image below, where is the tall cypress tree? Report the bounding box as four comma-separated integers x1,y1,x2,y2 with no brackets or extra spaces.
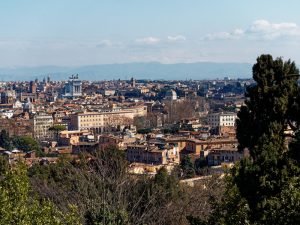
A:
234,55,300,224
189,55,300,225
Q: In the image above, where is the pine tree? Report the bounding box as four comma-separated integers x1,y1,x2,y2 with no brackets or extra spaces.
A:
180,155,196,178
190,55,300,225
234,54,300,224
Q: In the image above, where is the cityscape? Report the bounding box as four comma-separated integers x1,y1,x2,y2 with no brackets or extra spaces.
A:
0,1,300,225
0,74,250,168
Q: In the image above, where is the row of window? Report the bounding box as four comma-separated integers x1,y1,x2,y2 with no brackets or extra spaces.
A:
222,118,234,121
80,115,100,118
81,119,102,122
220,122,234,126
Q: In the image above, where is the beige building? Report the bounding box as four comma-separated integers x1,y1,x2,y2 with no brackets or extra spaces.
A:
70,105,147,133
126,144,179,165
184,138,238,154
59,130,91,145
98,134,137,150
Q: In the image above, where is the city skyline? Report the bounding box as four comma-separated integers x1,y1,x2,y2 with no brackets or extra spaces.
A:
1,1,300,67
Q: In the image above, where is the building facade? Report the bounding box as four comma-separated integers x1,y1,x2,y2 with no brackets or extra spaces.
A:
33,112,54,141
70,105,147,133
205,147,243,166
62,74,82,99
207,112,237,128
126,144,179,165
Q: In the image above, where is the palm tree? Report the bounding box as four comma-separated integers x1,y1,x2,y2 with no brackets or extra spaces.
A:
49,125,66,142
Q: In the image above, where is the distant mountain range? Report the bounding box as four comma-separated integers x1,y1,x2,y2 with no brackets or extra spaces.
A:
0,62,253,81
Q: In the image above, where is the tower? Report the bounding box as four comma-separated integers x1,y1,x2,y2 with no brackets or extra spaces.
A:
131,77,136,88
29,81,37,93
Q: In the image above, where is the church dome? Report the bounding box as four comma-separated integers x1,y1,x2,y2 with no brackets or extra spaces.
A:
165,89,177,100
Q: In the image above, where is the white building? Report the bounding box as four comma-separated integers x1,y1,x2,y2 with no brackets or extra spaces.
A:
62,74,82,99
33,112,54,140
207,112,237,128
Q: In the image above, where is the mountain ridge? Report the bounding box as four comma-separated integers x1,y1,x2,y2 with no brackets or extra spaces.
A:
0,62,252,81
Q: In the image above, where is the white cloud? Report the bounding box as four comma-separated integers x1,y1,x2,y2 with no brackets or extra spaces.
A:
167,35,186,41
135,37,160,45
233,29,244,35
202,20,300,41
247,19,300,40
249,20,297,32
204,29,244,40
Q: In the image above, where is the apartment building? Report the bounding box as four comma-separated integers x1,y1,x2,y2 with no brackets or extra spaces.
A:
70,105,147,133
33,112,54,140
126,144,179,165
207,112,237,128
204,147,244,166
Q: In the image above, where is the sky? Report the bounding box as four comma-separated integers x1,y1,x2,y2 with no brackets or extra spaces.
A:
1,0,300,67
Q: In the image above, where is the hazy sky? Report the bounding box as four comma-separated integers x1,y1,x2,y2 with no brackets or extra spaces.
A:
1,0,300,67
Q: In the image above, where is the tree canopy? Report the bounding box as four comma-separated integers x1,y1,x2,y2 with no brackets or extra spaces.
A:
0,130,12,150
0,159,81,225
191,54,300,225
234,55,300,224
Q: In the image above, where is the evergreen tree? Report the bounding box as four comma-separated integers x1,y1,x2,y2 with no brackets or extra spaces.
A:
234,55,300,224
0,129,12,150
181,155,196,178
12,136,44,156
49,125,66,142
190,54,300,225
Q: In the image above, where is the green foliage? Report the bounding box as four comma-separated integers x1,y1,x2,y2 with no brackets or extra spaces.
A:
0,163,81,225
288,131,300,164
197,55,300,225
49,125,66,141
181,155,196,178
236,55,299,154
153,167,180,200
187,216,207,225
0,130,44,155
0,129,12,150
84,206,128,225
0,155,9,175
12,136,43,156
163,124,180,134
48,125,66,132
234,55,300,223
194,158,208,175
